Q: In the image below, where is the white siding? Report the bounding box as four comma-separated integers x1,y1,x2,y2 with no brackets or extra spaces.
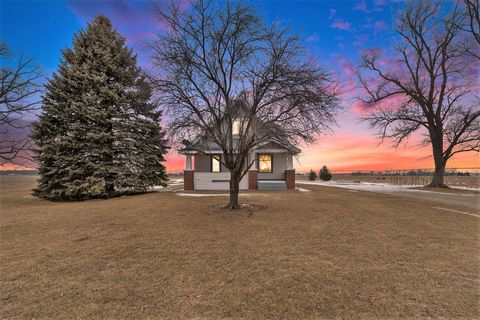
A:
194,154,228,172
194,172,248,190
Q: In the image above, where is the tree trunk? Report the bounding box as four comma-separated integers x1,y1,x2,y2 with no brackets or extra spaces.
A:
228,171,241,210
105,121,115,196
105,180,115,195
429,142,447,188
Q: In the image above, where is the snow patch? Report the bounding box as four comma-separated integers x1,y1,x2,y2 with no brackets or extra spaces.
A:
296,187,311,192
433,207,480,218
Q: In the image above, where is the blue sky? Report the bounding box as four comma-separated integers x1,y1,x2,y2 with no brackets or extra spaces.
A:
3,0,475,172
1,0,400,75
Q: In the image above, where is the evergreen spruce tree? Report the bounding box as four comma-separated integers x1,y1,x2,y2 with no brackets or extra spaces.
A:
32,15,168,200
308,169,318,181
319,165,332,181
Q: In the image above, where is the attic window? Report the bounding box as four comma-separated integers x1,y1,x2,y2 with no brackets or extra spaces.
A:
232,119,248,135
232,120,241,135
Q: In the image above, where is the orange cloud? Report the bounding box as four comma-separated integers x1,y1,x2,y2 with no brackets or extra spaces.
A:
295,134,479,173
0,163,35,170
164,153,185,173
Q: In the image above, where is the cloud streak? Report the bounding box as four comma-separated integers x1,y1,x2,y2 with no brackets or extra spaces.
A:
330,19,352,31
67,0,190,68
305,33,319,42
354,0,383,13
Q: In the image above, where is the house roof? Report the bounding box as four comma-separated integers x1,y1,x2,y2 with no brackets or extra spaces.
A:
180,138,300,155
179,98,301,155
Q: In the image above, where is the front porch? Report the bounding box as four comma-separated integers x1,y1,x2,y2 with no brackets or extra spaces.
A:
258,180,289,190
182,152,296,191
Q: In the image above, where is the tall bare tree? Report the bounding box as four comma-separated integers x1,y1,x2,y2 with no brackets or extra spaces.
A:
462,0,480,59
150,0,340,208
357,1,479,187
464,0,480,44
0,40,42,166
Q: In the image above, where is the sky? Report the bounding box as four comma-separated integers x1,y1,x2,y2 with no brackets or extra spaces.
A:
1,0,478,173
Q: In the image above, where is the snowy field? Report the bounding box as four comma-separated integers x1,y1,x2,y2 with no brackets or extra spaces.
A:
298,180,480,193
298,180,480,213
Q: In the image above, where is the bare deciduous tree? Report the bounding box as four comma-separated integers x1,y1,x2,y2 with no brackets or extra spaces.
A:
464,0,480,45
456,0,480,60
357,1,479,187
150,0,340,208
0,40,42,166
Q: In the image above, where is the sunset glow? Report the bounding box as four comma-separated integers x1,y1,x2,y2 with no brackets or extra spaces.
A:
1,0,478,173
163,137,479,174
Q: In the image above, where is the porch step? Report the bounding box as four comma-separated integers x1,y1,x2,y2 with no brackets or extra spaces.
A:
258,180,287,190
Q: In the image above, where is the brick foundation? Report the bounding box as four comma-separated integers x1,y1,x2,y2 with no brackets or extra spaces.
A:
285,169,295,189
184,170,194,190
248,170,258,189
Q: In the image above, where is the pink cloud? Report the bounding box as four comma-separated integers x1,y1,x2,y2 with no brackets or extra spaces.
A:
164,153,185,173
331,19,352,31
344,79,356,91
339,58,356,77
354,1,368,12
354,0,383,13
340,79,357,101
67,0,192,73
374,20,388,31
363,47,383,58
352,100,374,114
379,59,389,66
305,33,319,42
353,94,407,115
68,0,168,31
162,131,480,174
297,133,435,173
354,34,369,46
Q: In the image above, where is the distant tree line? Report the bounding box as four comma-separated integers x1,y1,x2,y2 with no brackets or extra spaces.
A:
349,170,474,176
0,169,38,176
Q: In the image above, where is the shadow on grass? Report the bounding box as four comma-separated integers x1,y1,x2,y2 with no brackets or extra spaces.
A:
208,203,268,216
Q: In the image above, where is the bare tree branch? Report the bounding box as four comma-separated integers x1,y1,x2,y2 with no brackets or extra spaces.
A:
0,40,43,166
149,0,340,207
464,0,480,44
357,0,479,187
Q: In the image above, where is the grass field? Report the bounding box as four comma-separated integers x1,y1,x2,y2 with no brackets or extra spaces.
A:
1,176,479,319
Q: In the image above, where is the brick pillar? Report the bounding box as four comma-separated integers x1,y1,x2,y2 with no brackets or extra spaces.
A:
184,170,194,190
248,170,258,189
285,169,295,189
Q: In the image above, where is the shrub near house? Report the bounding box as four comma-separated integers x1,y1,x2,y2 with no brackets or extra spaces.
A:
320,165,333,181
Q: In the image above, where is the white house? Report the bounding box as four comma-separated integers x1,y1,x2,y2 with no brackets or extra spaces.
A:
179,103,300,191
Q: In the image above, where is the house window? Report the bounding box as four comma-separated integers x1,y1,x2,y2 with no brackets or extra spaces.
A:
232,120,241,135
232,119,248,135
258,154,272,173
211,155,221,172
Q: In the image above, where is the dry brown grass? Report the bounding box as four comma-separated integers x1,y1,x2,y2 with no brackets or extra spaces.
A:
1,176,479,319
